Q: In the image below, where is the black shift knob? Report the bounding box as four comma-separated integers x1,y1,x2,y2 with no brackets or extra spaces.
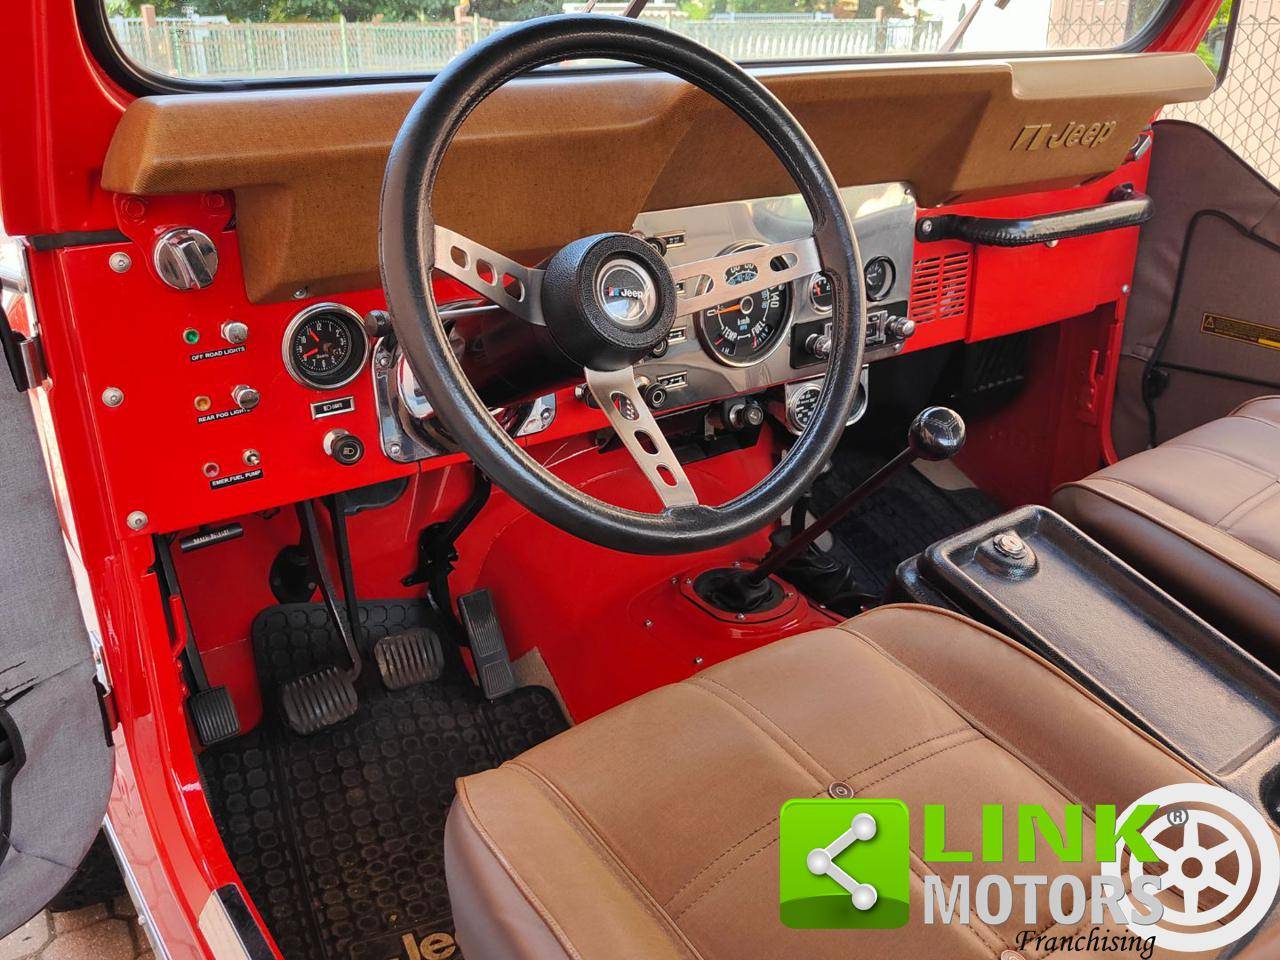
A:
907,406,966,461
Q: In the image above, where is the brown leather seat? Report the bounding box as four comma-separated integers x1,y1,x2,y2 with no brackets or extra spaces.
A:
444,604,1214,959
1054,396,1280,665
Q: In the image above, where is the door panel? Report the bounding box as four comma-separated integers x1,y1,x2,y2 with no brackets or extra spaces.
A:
0,294,113,935
1113,119,1280,455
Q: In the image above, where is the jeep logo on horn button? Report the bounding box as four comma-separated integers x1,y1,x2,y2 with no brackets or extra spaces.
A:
595,259,657,329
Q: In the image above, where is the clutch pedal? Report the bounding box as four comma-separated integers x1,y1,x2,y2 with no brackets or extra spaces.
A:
458,589,516,700
374,628,444,690
280,497,366,735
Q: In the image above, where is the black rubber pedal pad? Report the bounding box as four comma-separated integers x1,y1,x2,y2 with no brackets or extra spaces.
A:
188,686,241,747
373,628,445,691
280,666,358,735
457,589,517,700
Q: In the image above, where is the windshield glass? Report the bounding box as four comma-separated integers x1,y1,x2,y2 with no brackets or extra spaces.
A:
103,0,1172,83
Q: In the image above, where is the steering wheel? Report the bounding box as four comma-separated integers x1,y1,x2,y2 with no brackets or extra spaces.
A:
380,14,866,556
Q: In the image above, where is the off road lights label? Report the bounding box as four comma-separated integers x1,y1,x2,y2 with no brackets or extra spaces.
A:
189,345,247,362
779,799,910,928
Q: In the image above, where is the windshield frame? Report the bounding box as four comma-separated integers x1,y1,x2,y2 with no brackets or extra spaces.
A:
78,0,1193,98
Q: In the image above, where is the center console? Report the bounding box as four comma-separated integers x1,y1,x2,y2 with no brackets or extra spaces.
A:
899,506,1280,826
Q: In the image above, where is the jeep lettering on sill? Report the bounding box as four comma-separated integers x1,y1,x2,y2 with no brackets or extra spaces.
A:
1011,120,1118,151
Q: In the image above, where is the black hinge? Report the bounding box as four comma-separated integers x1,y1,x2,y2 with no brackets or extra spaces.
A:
1,298,45,392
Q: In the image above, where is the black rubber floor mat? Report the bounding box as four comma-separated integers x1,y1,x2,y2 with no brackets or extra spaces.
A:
198,600,568,960
809,447,1001,596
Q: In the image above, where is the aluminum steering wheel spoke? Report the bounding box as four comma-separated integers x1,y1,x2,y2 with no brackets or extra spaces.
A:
584,367,699,509
434,225,545,324
670,236,821,318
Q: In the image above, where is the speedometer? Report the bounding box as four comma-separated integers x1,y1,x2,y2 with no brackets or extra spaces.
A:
696,246,792,366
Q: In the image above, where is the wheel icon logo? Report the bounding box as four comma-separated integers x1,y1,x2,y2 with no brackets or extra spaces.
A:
1116,783,1279,952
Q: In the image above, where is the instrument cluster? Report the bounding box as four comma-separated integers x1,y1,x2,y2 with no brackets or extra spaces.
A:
629,182,918,423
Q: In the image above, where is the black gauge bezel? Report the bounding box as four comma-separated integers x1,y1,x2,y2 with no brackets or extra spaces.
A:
863,256,897,302
282,302,371,390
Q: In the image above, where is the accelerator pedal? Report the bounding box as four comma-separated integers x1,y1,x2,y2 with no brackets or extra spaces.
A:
457,589,517,700
281,666,358,735
373,628,444,690
188,686,241,747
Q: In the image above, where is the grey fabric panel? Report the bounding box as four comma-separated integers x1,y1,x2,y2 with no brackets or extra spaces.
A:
0,384,113,937
1113,354,1272,456
1158,216,1280,384
1112,119,1280,457
0,668,113,933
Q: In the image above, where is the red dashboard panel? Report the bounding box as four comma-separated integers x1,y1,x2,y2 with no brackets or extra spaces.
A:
54,193,603,537
907,160,1150,348
59,163,1148,540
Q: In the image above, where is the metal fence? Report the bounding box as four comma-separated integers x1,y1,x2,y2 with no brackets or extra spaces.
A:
109,16,942,79
1163,15,1280,185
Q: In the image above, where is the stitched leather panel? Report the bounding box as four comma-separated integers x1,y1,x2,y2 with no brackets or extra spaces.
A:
448,605,1210,959
1054,396,1280,660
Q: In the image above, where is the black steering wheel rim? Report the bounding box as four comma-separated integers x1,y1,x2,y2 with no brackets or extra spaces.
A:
380,14,866,556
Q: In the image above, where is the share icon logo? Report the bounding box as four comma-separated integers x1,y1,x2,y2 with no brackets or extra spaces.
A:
779,798,911,929
806,812,881,910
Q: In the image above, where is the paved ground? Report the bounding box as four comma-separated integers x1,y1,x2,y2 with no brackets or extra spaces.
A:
0,902,148,960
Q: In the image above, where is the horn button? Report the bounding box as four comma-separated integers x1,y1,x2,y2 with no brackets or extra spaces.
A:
541,233,676,371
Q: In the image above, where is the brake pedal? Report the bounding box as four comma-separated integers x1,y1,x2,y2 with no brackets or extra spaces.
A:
188,686,241,746
458,590,517,700
374,628,444,690
281,666,359,735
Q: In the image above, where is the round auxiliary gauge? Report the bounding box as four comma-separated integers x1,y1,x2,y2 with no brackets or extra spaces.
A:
283,303,370,390
863,256,896,302
808,272,833,314
696,244,792,367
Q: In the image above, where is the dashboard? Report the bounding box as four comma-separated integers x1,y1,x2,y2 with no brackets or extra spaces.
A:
62,163,1143,538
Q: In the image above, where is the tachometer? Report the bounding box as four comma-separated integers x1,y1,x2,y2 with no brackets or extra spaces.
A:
283,304,370,390
697,247,792,366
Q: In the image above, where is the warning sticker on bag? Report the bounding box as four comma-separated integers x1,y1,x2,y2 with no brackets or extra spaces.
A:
1202,313,1280,351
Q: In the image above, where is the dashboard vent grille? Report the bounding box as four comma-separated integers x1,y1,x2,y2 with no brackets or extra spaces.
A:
910,251,972,325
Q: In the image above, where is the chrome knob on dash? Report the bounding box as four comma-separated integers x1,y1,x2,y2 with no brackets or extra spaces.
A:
886,317,917,340
231,384,261,412
153,227,219,291
805,333,833,359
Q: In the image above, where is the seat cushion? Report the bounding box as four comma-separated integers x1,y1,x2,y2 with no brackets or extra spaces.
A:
445,604,1208,960
1054,396,1280,664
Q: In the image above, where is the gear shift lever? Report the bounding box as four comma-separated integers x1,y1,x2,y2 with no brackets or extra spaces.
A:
744,406,966,587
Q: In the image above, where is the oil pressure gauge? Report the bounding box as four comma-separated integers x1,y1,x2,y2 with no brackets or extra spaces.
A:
283,303,370,390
